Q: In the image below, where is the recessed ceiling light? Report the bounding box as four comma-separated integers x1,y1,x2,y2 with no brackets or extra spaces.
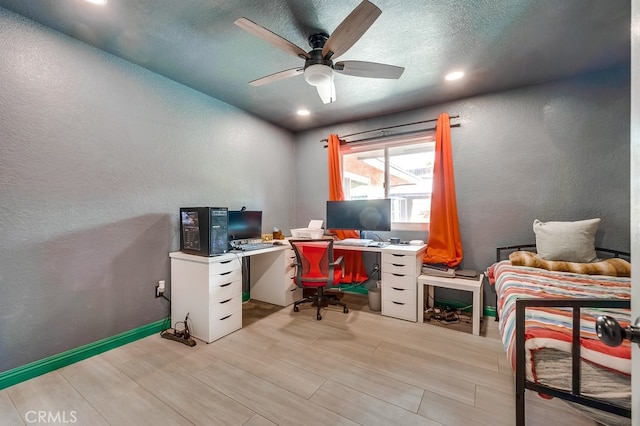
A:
86,0,107,5
445,71,464,81
297,109,310,116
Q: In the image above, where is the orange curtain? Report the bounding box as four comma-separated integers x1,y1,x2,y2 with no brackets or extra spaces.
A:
423,114,463,267
327,134,369,282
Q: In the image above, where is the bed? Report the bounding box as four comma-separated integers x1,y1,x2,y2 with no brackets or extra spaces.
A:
488,237,632,426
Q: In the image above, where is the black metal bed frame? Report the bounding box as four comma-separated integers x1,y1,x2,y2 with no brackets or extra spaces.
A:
515,298,631,425
494,245,631,425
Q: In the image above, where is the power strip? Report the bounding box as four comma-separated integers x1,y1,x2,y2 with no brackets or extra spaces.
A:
161,328,196,347
424,307,460,324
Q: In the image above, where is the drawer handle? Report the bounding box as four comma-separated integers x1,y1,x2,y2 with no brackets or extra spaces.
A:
220,298,232,304
220,314,232,321
391,263,404,267
220,282,232,287
391,287,404,291
392,301,405,305
392,254,405,257
392,273,406,277
220,271,232,276
220,260,232,264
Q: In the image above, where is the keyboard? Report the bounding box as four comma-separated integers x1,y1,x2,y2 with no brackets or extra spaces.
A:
336,238,374,247
233,242,274,251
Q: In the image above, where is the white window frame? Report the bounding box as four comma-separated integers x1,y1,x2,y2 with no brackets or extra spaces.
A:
340,133,436,231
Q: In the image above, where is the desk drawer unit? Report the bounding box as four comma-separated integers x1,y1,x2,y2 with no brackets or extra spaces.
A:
250,248,301,306
381,251,420,322
283,248,301,305
170,253,243,343
207,285,242,342
207,277,242,340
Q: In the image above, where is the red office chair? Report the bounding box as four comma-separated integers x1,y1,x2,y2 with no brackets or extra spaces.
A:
289,239,349,320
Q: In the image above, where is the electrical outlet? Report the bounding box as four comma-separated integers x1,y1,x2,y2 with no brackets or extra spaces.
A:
155,280,165,298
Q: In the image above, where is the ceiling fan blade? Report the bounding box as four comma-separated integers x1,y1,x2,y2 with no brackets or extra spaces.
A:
234,17,310,60
334,60,404,79
322,0,381,59
316,79,336,104
249,68,303,86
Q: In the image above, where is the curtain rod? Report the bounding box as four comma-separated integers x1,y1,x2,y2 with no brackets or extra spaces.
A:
322,123,461,148
320,114,460,143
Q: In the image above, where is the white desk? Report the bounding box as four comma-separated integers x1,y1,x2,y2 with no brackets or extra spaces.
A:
417,274,484,336
333,243,427,321
169,241,428,342
169,246,297,343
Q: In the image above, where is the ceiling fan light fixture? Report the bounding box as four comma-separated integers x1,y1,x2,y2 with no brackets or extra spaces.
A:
304,64,334,87
304,64,336,104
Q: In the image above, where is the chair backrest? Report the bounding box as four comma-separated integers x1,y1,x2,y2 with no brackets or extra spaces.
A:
289,239,339,288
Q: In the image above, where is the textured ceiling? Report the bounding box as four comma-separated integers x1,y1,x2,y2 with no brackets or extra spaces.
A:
0,0,631,132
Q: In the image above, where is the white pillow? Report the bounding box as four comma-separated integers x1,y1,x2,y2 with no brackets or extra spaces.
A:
533,218,600,263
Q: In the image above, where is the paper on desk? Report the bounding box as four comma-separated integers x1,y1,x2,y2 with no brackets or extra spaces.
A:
308,220,323,229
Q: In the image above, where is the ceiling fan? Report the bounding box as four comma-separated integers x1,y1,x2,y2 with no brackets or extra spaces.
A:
234,0,404,104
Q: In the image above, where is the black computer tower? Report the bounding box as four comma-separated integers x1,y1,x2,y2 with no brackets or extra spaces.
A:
179,207,228,256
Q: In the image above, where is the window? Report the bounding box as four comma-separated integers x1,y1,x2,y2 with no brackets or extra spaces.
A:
341,135,435,230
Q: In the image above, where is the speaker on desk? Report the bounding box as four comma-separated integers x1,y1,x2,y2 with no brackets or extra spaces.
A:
179,207,228,256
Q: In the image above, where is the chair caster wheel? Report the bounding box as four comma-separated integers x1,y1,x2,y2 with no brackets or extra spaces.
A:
293,306,299,312
317,314,322,320
344,308,349,314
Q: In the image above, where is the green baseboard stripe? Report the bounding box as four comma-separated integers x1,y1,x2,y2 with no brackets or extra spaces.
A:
338,285,369,295
484,306,497,318
0,318,167,391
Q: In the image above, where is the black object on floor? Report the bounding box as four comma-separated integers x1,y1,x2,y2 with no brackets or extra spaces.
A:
161,313,197,347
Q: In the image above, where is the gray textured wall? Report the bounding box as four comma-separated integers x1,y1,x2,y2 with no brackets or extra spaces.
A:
0,5,631,375
295,66,630,304
0,9,295,372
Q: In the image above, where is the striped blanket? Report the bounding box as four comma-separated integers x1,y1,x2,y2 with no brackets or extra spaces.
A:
487,260,631,380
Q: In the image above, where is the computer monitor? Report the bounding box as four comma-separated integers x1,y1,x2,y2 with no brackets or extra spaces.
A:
227,210,262,241
326,199,392,232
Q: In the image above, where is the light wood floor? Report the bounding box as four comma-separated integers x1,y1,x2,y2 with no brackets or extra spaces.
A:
0,294,598,425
